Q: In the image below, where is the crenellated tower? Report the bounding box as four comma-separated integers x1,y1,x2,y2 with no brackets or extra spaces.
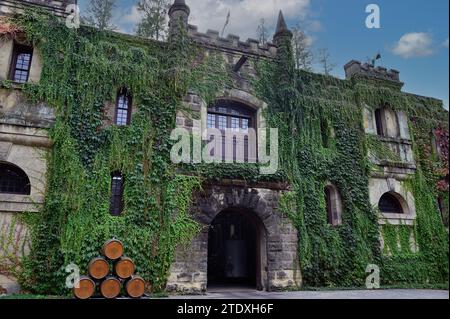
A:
168,0,190,38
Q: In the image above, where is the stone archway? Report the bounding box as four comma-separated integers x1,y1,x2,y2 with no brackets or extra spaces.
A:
166,184,302,293
207,208,267,290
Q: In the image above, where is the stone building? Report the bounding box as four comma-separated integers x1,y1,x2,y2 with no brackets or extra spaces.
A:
0,0,448,294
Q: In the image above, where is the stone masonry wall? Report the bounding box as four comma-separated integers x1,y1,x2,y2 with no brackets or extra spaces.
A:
0,0,76,17
166,183,301,293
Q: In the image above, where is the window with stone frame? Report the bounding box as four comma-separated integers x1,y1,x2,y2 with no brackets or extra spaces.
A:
374,107,400,138
374,108,385,136
0,163,31,195
115,89,132,126
206,100,256,162
9,43,33,84
378,192,404,214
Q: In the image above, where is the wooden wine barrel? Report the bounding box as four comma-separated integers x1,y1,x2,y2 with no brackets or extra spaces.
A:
125,276,145,298
73,276,96,300
102,239,124,260
88,257,109,280
100,277,122,299
114,257,135,279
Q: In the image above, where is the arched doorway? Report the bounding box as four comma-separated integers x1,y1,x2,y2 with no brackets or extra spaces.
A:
207,209,265,290
166,186,302,293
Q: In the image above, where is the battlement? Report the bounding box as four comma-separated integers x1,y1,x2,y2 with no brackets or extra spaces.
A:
344,60,402,84
0,0,76,17
188,24,277,58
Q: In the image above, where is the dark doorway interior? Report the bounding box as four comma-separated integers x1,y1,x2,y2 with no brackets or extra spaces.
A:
208,210,257,289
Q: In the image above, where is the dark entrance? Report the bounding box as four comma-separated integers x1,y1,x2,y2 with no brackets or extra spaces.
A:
207,210,258,289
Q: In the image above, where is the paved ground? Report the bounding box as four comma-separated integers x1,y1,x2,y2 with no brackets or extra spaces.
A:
170,288,449,299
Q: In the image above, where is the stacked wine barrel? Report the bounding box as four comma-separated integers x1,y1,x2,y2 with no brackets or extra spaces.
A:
73,239,146,299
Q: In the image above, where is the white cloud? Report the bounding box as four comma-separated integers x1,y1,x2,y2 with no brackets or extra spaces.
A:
111,0,313,40
443,38,449,48
304,34,315,46
121,5,143,25
305,20,323,32
187,0,311,40
391,32,435,58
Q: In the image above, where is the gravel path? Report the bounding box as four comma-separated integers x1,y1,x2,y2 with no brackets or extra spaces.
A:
170,289,449,299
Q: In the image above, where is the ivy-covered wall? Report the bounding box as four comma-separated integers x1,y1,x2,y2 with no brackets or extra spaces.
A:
0,8,448,295
255,34,449,288
1,11,229,295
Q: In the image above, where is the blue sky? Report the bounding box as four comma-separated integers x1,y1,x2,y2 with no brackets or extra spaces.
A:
78,0,449,109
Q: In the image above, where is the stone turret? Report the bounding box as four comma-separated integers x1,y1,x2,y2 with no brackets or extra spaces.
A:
172,1,277,58
344,60,403,86
273,10,292,47
0,0,77,17
168,0,190,37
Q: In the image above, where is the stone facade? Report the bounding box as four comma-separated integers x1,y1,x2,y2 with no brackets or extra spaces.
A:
166,182,301,293
0,37,52,214
0,20,52,294
0,0,76,17
344,60,401,84
0,39,43,83
0,0,447,294
354,64,420,252
165,3,303,292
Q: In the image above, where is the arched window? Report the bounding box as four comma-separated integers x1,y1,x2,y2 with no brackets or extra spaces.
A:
207,100,256,162
0,163,31,195
110,172,124,216
324,183,343,226
378,193,404,214
115,89,132,126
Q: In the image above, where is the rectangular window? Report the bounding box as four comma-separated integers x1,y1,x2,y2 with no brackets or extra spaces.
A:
206,102,256,163
241,118,249,133
218,115,227,130
231,117,239,132
10,44,33,84
207,114,216,129
110,174,124,216
115,90,132,126
375,109,384,136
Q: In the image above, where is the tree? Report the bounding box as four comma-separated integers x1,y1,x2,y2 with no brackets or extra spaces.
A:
136,0,170,41
317,48,336,76
83,0,117,31
291,25,313,71
256,18,269,45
